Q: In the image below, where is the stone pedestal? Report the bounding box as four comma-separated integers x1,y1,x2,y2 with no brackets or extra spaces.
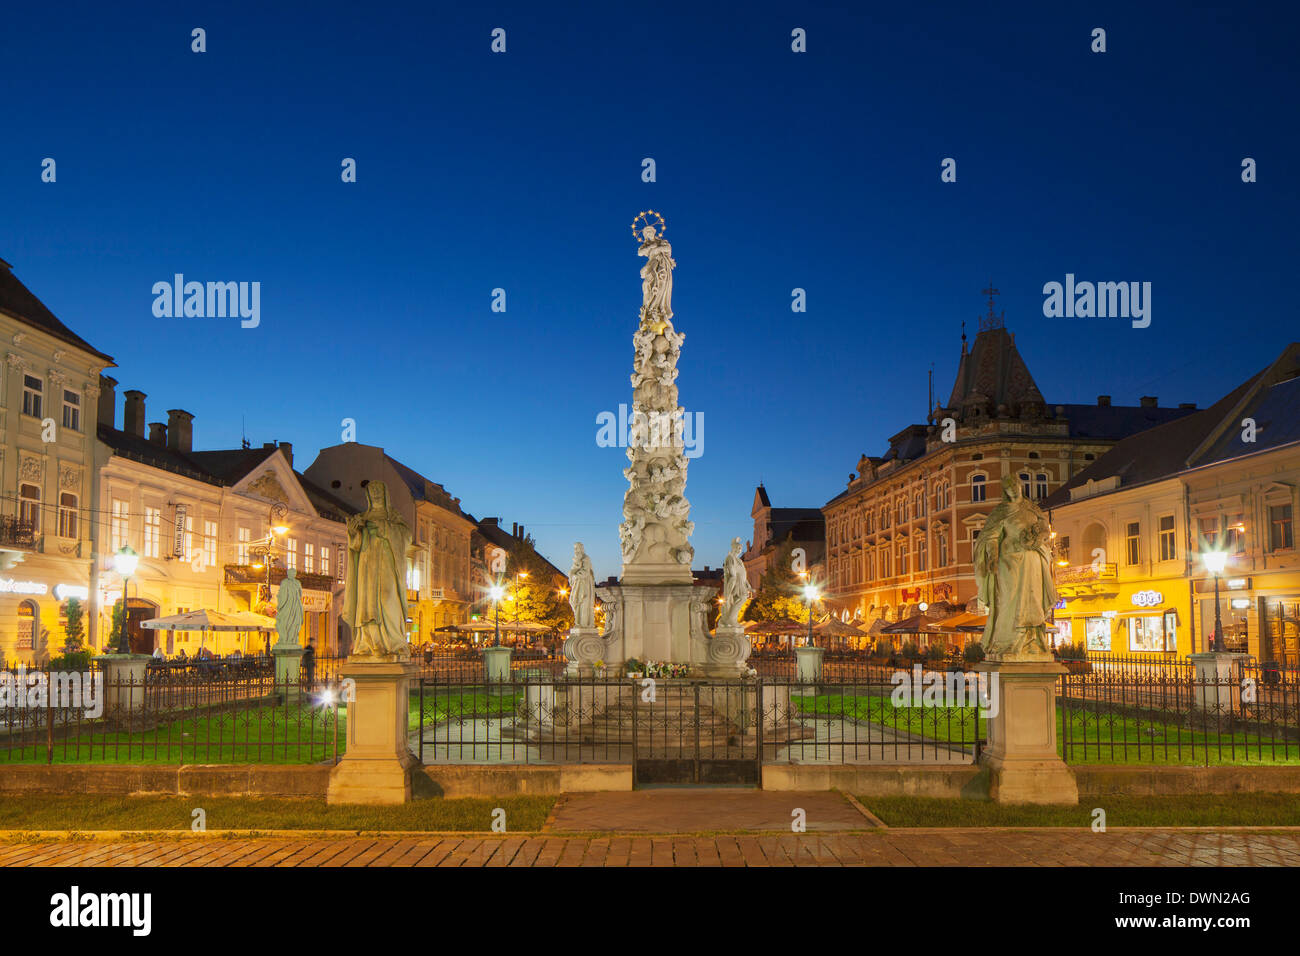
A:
95,654,152,718
693,624,753,679
327,660,418,805
272,644,306,694
482,645,513,683
974,659,1078,805
795,646,825,684
1188,652,1247,714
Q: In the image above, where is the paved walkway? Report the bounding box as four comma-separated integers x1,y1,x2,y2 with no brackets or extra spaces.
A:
3,829,1299,866
546,789,878,832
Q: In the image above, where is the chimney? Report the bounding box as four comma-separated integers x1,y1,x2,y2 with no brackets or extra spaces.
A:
1096,395,1111,407
512,522,518,537
517,524,525,539
98,375,118,428
123,390,147,437
278,441,293,467
263,441,276,450
167,409,194,454
1140,396,1157,408
1179,402,1197,410
148,422,167,446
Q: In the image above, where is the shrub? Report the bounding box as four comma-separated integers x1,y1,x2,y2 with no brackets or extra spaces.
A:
900,641,920,660
1056,641,1086,661
623,657,644,673
49,650,93,672
963,642,986,664
926,643,947,662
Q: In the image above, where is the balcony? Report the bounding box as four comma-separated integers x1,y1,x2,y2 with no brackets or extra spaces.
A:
223,564,336,593
1055,562,1119,597
0,516,37,551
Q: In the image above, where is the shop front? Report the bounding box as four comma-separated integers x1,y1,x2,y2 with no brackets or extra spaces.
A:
1055,575,1190,656
0,556,94,665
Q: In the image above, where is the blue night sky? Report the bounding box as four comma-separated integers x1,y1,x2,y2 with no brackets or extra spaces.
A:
2,1,1296,579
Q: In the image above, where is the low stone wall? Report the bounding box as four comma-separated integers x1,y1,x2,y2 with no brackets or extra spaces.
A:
763,764,988,799
415,764,632,798
1074,764,1300,797
0,764,330,798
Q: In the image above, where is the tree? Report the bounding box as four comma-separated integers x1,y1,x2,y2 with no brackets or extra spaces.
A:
473,534,574,633
742,538,812,623
63,597,85,652
110,599,128,653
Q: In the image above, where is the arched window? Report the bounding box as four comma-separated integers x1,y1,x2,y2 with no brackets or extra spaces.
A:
1035,473,1049,500
58,492,78,539
970,473,987,503
19,483,40,532
1019,472,1032,498
17,600,38,650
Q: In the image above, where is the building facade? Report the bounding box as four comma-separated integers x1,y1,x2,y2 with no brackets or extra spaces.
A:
1046,343,1300,660
742,485,825,590
0,259,114,665
93,382,350,656
823,307,1196,630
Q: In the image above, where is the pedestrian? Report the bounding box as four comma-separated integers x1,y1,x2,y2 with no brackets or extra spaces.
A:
302,638,316,688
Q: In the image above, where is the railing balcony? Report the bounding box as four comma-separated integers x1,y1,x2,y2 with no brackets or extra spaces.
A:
0,516,38,550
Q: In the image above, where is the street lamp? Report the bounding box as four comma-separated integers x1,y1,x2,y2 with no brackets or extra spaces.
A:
1203,549,1229,653
802,582,819,648
489,583,505,648
113,545,139,654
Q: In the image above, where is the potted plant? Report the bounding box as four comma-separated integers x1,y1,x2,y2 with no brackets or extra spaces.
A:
624,657,644,678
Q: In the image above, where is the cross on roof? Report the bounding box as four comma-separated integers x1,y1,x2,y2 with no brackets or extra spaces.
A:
979,281,1005,332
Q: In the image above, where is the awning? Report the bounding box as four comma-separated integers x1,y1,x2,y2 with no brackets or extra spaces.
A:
141,609,277,632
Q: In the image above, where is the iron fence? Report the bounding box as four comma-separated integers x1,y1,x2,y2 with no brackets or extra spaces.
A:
415,671,984,776
0,667,343,764
1059,662,1300,765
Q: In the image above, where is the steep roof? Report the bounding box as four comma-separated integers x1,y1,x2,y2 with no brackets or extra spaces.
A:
0,259,114,363
384,453,468,518
945,327,1044,411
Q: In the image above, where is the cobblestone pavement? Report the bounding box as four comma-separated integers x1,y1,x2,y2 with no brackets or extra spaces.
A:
3,829,1299,867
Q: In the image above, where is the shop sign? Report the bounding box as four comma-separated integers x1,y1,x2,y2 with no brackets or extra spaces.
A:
1230,598,1251,610
1131,590,1163,607
0,578,47,595
54,584,90,601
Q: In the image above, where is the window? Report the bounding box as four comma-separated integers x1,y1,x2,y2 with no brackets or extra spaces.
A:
970,474,987,503
22,375,42,417
1125,521,1140,566
237,526,251,564
58,492,78,539
110,499,129,551
1019,472,1031,498
1085,617,1112,652
1271,504,1294,551
19,483,40,532
143,507,161,558
916,538,927,573
1035,473,1048,500
1198,516,1220,551
1157,515,1177,562
304,542,315,574
17,600,37,650
181,514,194,561
881,507,890,530
1129,615,1168,653
898,543,909,575
1163,611,1178,652
937,532,948,566
898,499,907,523
1225,514,1246,554
62,390,81,432
286,538,298,570
203,521,218,570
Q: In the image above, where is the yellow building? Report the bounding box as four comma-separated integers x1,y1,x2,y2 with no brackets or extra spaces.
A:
1045,342,1300,660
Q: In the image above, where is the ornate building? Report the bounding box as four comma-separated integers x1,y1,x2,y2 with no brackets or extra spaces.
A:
0,258,113,664
822,295,1196,629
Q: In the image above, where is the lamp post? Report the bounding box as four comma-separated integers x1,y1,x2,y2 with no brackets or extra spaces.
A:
489,583,505,648
113,545,139,654
1203,549,1228,653
802,582,819,649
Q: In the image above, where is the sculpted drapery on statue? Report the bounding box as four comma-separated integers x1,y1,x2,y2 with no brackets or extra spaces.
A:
274,567,304,648
974,476,1058,660
344,481,412,660
569,543,595,629
639,227,675,320
719,537,752,627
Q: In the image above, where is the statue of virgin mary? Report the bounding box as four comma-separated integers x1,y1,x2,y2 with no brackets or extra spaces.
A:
343,481,412,660
974,476,1058,660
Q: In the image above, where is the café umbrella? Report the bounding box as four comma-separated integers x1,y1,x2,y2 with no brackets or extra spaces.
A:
141,609,277,653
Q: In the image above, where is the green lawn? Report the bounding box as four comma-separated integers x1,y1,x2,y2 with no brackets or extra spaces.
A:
864,792,1300,828
412,689,522,725
0,698,345,765
0,794,555,833
794,690,1300,765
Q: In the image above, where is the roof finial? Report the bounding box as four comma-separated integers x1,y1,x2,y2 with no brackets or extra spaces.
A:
980,281,1004,332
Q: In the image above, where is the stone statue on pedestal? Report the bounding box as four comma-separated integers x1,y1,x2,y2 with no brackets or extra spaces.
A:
719,537,752,627
274,567,304,648
344,481,412,660
975,476,1058,660
569,543,595,629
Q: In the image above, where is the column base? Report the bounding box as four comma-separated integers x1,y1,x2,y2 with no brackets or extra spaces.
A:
327,660,417,805
975,659,1078,805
